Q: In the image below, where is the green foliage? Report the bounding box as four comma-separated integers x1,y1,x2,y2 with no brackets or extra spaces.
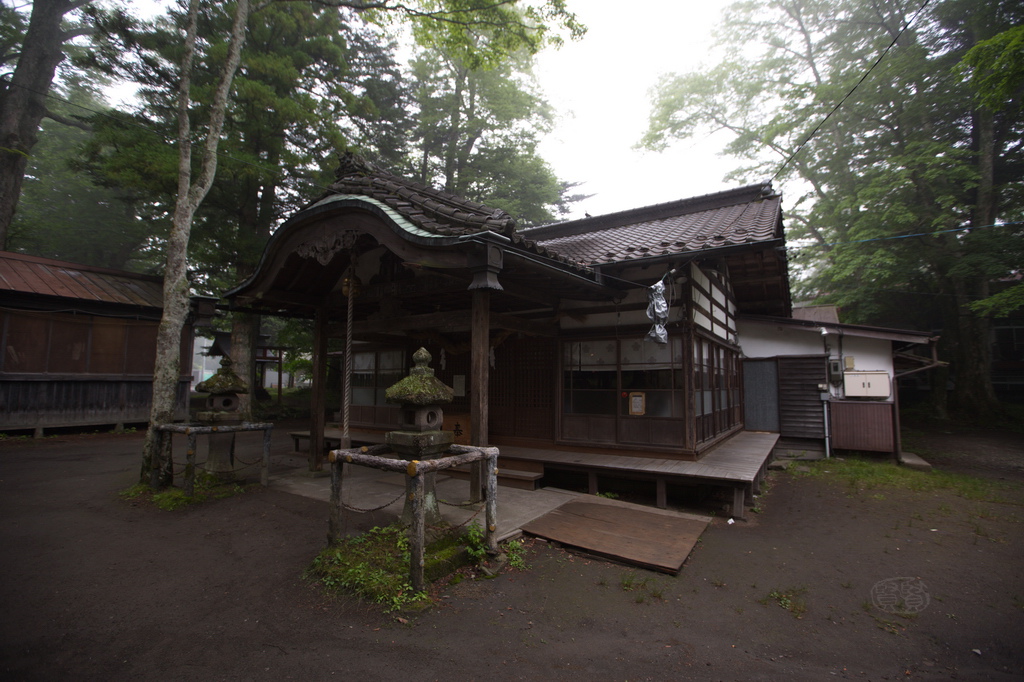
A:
504,538,527,569
463,521,488,563
958,24,1024,111
969,282,1024,318
406,0,585,71
642,0,1024,413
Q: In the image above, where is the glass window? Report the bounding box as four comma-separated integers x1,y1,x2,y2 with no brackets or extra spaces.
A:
350,349,406,407
562,337,683,421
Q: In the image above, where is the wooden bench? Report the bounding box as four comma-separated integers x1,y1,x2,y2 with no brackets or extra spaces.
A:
289,428,386,453
448,463,543,490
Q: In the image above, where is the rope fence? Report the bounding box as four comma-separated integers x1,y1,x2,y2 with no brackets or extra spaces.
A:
326,443,499,593
151,422,273,496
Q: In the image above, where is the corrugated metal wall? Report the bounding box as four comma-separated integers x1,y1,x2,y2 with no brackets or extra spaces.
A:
830,401,895,452
778,356,827,439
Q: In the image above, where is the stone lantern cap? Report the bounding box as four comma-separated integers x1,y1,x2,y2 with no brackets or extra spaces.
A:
195,356,248,416
195,356,249,396
385,348,454,406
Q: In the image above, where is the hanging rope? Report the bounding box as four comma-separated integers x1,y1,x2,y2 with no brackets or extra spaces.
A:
340,489,405,514
342,261,357,448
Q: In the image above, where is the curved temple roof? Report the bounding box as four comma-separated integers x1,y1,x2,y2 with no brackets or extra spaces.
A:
226,154,790,317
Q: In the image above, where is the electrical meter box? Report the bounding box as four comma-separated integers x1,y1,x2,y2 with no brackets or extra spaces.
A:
843,370,891,398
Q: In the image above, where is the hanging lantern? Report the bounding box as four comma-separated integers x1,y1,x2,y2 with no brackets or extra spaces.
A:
341,271,361,298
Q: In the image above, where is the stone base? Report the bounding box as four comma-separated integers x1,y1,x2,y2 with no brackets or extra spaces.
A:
899,451,933,472
386,430,455,459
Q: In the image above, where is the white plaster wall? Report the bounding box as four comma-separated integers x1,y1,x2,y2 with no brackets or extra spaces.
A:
737,319,892,373
737,319,895,400
839,335,893,373
738,319,828,357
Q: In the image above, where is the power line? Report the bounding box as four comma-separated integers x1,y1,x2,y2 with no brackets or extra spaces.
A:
771,0,933,182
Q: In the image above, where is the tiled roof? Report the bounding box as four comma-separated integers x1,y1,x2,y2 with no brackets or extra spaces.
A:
524,183,782,265
318,152,518,237
0,251,164,309
314,152,592,273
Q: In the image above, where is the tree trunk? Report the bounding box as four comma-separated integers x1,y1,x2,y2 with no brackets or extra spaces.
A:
140,0,251,485
0,0,73,248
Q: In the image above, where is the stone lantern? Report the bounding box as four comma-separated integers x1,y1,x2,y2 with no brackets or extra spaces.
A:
195,356,249,482
384,347,454,525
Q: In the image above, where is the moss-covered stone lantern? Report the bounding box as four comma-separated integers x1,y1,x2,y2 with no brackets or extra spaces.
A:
195,356,249,481
384,347,455,458
385,347,454,526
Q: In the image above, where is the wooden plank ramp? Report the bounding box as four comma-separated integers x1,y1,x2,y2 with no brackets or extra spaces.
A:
521,498,710,575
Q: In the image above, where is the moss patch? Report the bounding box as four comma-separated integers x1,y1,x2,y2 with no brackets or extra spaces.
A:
119,478,259,511
306,524,480,612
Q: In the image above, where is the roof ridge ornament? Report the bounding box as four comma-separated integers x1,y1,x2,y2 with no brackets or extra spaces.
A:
334,150,378,179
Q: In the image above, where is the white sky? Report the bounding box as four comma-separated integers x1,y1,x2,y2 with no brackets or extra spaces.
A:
534,1,740,220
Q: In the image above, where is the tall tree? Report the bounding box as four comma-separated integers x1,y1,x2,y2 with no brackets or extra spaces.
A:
6,77,155,269
139,0,251,486
0,0,95,249
409,44,566,225
133,0,582,483
642,0,1024,417
84,3,413,416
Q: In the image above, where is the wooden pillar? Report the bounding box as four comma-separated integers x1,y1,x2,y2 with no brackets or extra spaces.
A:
469,288,490,501
731,485,746,520
310,306,329,472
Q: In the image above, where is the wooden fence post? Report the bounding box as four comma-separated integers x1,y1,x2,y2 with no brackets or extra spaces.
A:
328,457,345,544
261,427,272,487
409,466,426,593
184,431,198,496
485,450,498,554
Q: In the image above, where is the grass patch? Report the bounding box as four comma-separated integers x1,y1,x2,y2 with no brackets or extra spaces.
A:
618,570,664,603
119,477,257,511
758,587,807,618
306,524,483,612
793,457,1021,505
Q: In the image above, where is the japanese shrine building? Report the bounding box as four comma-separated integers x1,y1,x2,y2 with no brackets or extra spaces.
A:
226,154,932,510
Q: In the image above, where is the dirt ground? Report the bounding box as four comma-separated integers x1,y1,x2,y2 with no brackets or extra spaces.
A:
1,423,1022,681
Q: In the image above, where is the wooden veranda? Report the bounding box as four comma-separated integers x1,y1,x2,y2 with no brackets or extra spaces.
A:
498,430,779,520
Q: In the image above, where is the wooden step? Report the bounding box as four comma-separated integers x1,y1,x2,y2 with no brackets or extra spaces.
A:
448,464,543,490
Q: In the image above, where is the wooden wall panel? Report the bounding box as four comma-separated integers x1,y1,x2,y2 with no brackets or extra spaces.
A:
830,400,895,453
